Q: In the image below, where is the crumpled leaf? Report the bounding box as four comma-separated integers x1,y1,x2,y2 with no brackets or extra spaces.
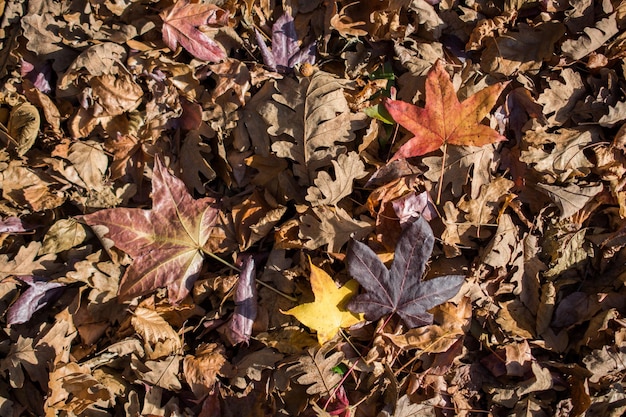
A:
183,343,228,399
160,0,229,62
347,216,464,328
225,255,257,345
255,12,315,73
6,276,65,325
384,60,507,160
83,156,232,302
283,259,363,344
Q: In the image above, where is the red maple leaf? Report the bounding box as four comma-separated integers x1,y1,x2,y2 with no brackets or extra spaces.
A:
83,157,232,303
384,60,508,160
160,0,229,62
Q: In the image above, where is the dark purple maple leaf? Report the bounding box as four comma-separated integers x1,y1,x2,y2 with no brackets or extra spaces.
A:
347,216,464,328
83,156,230,303
7,276,65,325
255,13,316,73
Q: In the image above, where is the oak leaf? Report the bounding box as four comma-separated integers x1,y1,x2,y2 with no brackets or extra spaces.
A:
305,151,367,206
83,157,232,303
347,216,464,328
384,60,507,160
299,206,374,253
260,71,367,186
286,344,345,395
283,259,363,344
160,0,229,62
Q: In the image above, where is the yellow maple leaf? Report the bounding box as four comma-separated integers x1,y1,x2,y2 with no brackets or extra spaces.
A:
283,260,364,344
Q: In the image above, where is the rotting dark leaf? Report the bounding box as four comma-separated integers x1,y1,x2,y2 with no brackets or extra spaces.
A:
226,255,257,345
7,276,65,325
254,12,316,73
347,216,464,328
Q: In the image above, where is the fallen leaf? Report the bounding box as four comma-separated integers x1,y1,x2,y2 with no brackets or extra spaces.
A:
7,276,65,325
305,151,367,206
347,216,465,328
83,156,232,302
183,343,227,399
561,15,619,60
283,259,363,344
225,255,257,345
286,344,345,395
384,60,507,160
131,307,182,352
299,205,374,253
255,12,316,73
160,0,229,62
7,101,40,155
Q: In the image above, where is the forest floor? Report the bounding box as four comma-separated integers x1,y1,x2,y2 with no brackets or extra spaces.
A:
1,0,626,416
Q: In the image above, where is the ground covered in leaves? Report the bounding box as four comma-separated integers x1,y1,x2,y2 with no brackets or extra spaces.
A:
1,0,626,415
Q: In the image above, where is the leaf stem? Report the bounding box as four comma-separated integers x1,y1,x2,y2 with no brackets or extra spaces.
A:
202,250,297,301
436,142,447,205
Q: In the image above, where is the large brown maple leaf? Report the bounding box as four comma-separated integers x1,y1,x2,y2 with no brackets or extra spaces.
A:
384,60,508,160
83,157,231,303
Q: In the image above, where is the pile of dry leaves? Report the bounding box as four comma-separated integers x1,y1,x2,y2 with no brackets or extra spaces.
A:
1,0,626,415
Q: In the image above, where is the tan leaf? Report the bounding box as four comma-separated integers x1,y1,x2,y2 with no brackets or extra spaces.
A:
66,140,109,190
535,182,604,220
561,15,619,60
131,355,182,391
537,68,586,126
286,344,345,395
7,100,40,156
40,218,91,255
260,71,367,186
183,343,227,399
457,176,514,228
1,161,65,211
386,298,472,352
305,152,367,206
178,130,216,194
131,307,182,352
520,128,596,182
481,22,565,76
0,241,57,279
90,73,143,117
299,206,374,253
45,362,112,416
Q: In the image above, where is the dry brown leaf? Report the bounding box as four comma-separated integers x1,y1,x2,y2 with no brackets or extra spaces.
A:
286,344,345,395
131,307,182,354
183,343,227,399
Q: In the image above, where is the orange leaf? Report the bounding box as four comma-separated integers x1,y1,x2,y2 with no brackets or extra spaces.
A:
384,60,508,160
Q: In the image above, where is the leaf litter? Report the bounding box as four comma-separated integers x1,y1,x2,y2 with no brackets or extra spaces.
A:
0,0,625,416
